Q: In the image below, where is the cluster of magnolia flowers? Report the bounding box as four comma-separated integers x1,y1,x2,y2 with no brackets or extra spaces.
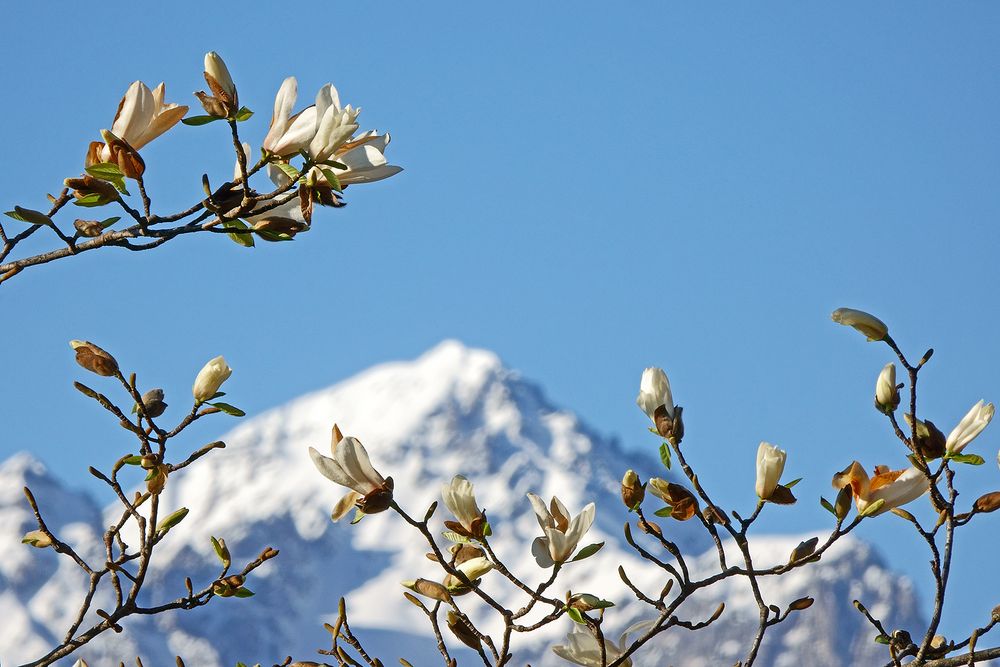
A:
63,51,399,238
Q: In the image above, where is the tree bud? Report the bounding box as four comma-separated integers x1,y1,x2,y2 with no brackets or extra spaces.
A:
70,340,119,377
974,491,1000,514
875,362,900,414
21,529,53,548
621,469,645,509
73,219,105,237
140,388,168,418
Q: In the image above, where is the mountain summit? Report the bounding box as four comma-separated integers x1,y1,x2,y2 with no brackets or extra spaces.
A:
1,341,920,666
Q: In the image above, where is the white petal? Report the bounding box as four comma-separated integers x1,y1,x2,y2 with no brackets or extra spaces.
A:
526,492,553,530
333,437,384,492
263,77,298,151
308,447,357,490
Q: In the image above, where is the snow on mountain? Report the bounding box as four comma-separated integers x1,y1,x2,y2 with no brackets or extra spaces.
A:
1,341,922,666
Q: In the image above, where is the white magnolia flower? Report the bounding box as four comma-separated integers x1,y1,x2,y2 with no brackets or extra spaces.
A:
945,400,995,454
636,367,674,420
526,493,595,567
831,308,888,342
262,78,360,159
310,427,393,518
321,132,403,186
833,461,929,516
262,77,319,156
875,362,899,412
192,356,232,403
552,622,656,667
755,442,786,500
95,81,188,160
442,475,486,538
454,556,494,581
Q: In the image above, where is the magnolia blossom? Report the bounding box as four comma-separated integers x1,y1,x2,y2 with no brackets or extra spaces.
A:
526,493,595,567
202,51,238,115
442,475,487,538
318,132,403,186
444,555,494,592
262,78,359,158
552,621,656,667
755,442,786,500
192,356,232,403
830,307,888,342
945,399,995,454
875,362,899,413
832,461,929,516
309,426,393,518
552,625,630,667
636,367,673,420
90,81,187,162
233,142,307,231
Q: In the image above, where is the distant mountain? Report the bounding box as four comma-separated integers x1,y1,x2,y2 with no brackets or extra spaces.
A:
0,341,922,666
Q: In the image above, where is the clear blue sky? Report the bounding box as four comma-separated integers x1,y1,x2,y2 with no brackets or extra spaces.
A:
2,1,999,641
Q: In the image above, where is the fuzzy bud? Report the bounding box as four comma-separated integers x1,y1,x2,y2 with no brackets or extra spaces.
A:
621,469,645,510
70,340,119,377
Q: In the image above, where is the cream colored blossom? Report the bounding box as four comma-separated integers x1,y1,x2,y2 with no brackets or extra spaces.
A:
192,356,232,403
310,426,393,518
832,461,929,516
831,308,888,342
945,400,995,454
526,493,595,567
755,442,786,500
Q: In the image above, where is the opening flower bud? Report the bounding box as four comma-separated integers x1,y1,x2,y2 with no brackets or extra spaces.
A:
831,307,889,342
621,469,645,510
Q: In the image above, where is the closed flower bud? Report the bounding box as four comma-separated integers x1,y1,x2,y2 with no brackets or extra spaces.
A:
252,217,309,239
65,175,119,202
447,611,482,650
21,529,53,548
204,52,238,106
401,578,451,603
904,414,947,460
192,356,232,404
875,363,900,414
73,219,105,237
621,469,645,510
648,478,699,520
146,463,169,495
140,388,167,418
945,400,995,455
69,340,119,377
755,442,787,500
831,307,889,342
974,491,1000,514
636,367,683,443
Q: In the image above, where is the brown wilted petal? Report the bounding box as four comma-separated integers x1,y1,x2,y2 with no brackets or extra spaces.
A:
767,484,797,505
621,470,645,510
194,91,230,119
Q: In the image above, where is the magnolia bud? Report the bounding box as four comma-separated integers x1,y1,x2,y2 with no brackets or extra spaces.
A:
192,356,232,403
621,469,645,509
65,175,118,203
974,491,1000,514
100,129,145,179
904,414,947,460
140,388,168,418
446,611,481,650
21,529,53,548
755,442,786,500
70,340,119,377
875,363,900,414
73,219,104,237
831,307,889,342
252,217,309,239
204,52,238,108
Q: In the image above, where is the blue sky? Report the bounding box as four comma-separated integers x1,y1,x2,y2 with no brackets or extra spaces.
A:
3,0,1000,642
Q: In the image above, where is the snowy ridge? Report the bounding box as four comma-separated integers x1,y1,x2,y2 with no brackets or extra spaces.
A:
0,341,921,666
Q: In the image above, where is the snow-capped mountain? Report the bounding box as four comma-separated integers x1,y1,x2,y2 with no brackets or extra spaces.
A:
1,341,922,666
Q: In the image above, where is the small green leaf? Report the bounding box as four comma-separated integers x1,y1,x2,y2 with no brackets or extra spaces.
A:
565,607,586,624
122,455,144,466
273,162,300,181
233,587,254,598
318,167,343,193
222,219,254,247
947,453,985,466
156,507,189,533
234,107,254,122
659,442,672,470
209,391,226,400
210,402,245,417
100,216,121,229
820,496,836,516
85,163,129,195
482,521,492,537
350,508,365,525
255,229,294,242
182,115,222,126
859,498,886,517
785,477,803,489
570,541,605,562
73,193,110,207
210,536,231,567
654,506,674,518
321,159,349,170
442,530,471,544
874,634,891,645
